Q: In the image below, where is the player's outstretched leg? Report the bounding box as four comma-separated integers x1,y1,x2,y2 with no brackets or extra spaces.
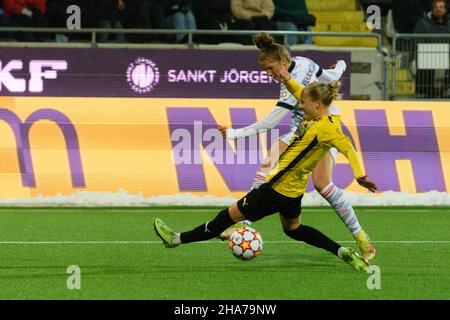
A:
283,223,369,271
319,182,376,260
219,139,287,240
249,139,284,190
154,208,236,248
314,152,376,261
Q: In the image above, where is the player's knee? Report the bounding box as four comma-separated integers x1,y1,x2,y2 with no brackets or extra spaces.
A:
229,204,245,223
312,158,333,190
313,176,331,192
261,162,270,169
261,158,272,168
314,184,324,193
281,217,301,232
283,224,301,238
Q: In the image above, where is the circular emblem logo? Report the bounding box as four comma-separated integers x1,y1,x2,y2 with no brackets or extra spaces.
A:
126,58,159,93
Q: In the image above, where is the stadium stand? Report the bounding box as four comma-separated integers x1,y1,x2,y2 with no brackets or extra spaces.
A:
306,0,377,47
0,0,449,99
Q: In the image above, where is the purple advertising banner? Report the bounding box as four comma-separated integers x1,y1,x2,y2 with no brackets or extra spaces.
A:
0,47,350,99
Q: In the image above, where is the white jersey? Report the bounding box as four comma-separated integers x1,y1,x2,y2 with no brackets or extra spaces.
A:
278,56,320,132
226,57,346,140
278,56,343,133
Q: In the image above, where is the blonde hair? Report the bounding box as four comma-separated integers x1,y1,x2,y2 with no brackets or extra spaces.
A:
304,81,341,106
253,32,291,64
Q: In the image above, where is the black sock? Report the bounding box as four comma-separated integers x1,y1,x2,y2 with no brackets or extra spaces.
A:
180,208,235,244
284,224,340,256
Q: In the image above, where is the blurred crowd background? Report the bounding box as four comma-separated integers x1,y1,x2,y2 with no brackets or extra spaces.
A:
0,0,448,44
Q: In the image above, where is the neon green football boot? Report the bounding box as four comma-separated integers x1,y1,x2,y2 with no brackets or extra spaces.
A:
153,218,178,248
340,247,370,271
217,220,251,241
354,229,376,261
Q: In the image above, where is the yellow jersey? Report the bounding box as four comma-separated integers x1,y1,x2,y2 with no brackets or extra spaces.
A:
265,81,365,198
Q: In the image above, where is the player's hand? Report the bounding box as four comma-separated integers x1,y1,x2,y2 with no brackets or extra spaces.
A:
271,64,291,83
218,125,228,139
356,176,378,193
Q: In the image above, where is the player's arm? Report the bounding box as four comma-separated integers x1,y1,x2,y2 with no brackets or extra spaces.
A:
316,60,347,83
219,106,290,140
329,131,377,192
282,78,303,100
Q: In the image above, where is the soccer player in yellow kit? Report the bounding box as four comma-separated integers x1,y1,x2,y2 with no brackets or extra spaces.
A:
219,33,376,261
154,79,377,271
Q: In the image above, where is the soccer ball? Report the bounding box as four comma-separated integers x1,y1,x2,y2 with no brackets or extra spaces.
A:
229,226,263,260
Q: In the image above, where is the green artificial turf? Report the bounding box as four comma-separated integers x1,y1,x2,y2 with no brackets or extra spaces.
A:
0,207,449,300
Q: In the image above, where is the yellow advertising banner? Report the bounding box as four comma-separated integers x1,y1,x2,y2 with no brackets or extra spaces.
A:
0,97,449,199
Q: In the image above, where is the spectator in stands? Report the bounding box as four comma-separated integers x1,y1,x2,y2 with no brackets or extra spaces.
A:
192,0,234,44
2,0,48,41
97,0,126,43
166,0,196,43
122,0,169,43
230,0,276,44
272,0,315,46
391,0,428,33
46,0,72,42
0,4,23,40
414,0,450,33
413,0,450,98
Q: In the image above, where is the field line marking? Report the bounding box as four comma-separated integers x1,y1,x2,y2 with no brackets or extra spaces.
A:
0,208,447,213
0,240,449,244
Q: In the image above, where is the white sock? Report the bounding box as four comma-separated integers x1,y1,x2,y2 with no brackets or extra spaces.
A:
320,183,362,237
250,171,267,190
172,233,181,245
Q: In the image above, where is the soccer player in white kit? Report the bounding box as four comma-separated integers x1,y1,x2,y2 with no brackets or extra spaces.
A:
218,32,376,260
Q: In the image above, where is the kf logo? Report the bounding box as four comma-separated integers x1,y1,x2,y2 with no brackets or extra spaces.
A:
366,265,381,290
0,60,67,93
66,5,81,30
366,5,381,30
66,265,81,290
242,197,248,207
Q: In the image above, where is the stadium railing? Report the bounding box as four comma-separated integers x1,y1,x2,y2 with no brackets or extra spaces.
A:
392,34,450,101
0,27,388,100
